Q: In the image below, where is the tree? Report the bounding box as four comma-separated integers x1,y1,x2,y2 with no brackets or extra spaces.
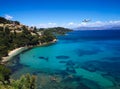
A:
0,65,11,84
4,27,10,35
43,30,56,42
11,74,37,89
0,73,37,89
14,21,20,25
22,26,31,35
0,17,7,24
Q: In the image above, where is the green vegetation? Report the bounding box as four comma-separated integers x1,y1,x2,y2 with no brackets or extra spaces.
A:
0,26,39,59
40,30,56,43
0,16,72,61
0,17,20,25
39,27,72,35
0,65,11,84
0,17,72,89
0,17,72,60
0,26,56,59
0,65,36,89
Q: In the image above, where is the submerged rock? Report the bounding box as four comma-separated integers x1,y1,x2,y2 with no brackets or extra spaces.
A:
59,61,67,63
75,68,114,87
56,55,70,59
66,60,75,66
66,66,76,73
38,56,49,62
45,57,49,61
38,56,45,59
76,48,102,57
102,57,120,62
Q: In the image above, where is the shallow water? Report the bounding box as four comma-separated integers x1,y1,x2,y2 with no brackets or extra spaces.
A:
7,30,120,89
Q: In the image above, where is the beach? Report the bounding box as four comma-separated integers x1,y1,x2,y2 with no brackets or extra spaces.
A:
1,39,57,64
1,47,29,63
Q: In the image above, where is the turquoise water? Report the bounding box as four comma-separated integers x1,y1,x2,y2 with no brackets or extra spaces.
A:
7,30,120,89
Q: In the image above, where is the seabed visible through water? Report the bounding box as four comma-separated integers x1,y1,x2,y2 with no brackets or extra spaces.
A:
7,30,120,89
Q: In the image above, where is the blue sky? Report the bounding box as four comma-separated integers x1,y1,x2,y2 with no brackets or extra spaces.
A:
0,0,120,28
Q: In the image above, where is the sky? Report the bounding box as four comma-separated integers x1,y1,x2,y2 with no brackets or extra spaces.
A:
0,0,120,28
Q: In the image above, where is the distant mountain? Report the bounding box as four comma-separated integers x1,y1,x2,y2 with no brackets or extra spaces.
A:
110,26,120,30
74,25,120,30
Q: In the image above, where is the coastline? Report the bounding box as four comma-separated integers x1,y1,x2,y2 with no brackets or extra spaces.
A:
1,47,29,63
1,39,57,64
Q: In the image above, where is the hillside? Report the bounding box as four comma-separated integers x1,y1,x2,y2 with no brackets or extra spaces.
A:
0,17,72,61
39,27,73,35
0,17,72,89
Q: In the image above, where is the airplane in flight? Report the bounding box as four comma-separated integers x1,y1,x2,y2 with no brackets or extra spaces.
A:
82,19,91,22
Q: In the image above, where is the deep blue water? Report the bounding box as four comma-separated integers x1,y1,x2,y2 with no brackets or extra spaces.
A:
7,30,120,89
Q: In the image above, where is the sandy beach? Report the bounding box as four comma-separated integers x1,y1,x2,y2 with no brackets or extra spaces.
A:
1,47,28,63
1,39,57,63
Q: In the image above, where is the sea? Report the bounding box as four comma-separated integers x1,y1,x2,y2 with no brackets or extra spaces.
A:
7,30,120,89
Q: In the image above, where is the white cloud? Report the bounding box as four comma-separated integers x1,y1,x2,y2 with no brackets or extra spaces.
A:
48,22,57,26
66,22,79,28
34,20,120,28
66,20,120,28
109,20,120,25
68,22,75,26
5,14,13,20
